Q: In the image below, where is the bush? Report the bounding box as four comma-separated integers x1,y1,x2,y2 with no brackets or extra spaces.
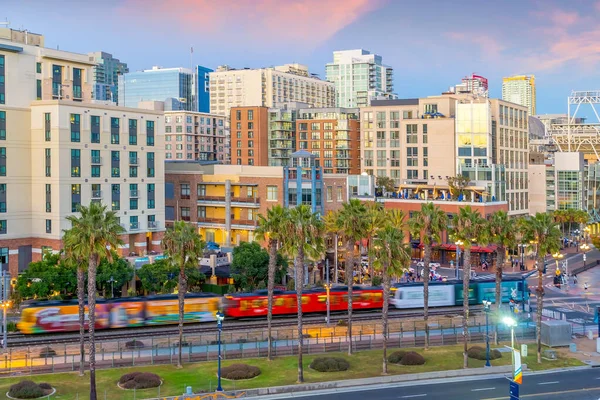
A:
286,279,295,291
387,350,407,364
38,347,56,358
8,380,51,399
38,383,52,390
310,357,350,372
119,372,161,389
125,340,145,349
467,346,502,361
221,364,261,380
400,351,425,365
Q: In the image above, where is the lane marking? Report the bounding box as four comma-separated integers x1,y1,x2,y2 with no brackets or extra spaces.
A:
538,381,559,385
481,386,600,399
472,387,496,391
400,395,427,398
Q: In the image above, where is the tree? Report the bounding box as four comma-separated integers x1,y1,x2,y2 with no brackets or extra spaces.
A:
97,257,134,298
337,199,368,355
230,242,286,291
371,214,410,374
15,253,76,299
408,202,448,350
64,202,124,400
137,259,204,294
447,175,470,200
323,210,344,284
284,205,324,383
376,176,396,196
522,213,561,363
161,221,205,369
451,205,486,368
255,205,290,361
364,202,386,282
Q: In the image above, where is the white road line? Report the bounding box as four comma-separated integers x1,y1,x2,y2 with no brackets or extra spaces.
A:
400,395,427,398
538,381,560,385
471,387,496,391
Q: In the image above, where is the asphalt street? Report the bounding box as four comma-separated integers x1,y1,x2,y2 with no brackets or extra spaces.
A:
264,368,600,400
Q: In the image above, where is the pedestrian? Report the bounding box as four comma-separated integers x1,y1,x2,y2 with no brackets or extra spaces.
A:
584,282,589,292
574,274,578,284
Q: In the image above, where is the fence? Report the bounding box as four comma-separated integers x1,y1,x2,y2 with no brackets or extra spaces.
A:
0,316,535,376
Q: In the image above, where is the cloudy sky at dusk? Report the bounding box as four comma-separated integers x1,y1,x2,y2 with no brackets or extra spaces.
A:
3,0,599,115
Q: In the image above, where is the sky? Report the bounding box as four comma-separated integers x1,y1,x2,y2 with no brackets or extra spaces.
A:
3,0,600,116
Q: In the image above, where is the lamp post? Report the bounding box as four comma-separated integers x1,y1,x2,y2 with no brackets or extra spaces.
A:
580,243,590,269
503,316,517,367
483,300,492,367
216,311,225,392
455,240,463,279
108,276,116,299
519,243,526,270
325,258,331,327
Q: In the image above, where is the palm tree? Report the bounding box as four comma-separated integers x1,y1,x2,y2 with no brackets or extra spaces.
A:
522,213,561,363
285,205,324,383
323,210,343,284
255,205,290,361
371,215,410,374
337,199,368,355
451,205,486,368
161,220,205,368
486,211,518,310
408,202,447,350
61,243,86,377
364,202,386,282
64,203,123,400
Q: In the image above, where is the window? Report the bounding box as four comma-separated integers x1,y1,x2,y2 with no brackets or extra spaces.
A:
147,183,155,209
146,120,155,146
45,148,51,177
248,140,254,148
176,125,183,133
45,184,51,212
165,126,172,133
129,165,138,178
111,151,120,177
180,207,191,221
176,135,182,141
407,170,418,179
36,62,42,74
180,183,190,199
337,186,343,201
72,68,82,99
111,184,120,211
147,152,155,177
267,186,278,201
407,147,418,167
0,55,4,104
0,147,5,176
406,124,417,143
0,111,5,140
111,117,120,144
91,115,100,143
70,114,80,142
45,219,51,234
424,104,438,114
130,216,139,230
236,110,241,120
71,184,81,212
71,149,81,177
130,197,138,210
36,79,42,100
327,186,332,202
247,109,254,120
0,220,6,234
248,122,253,129
128,119,137,145
0,184,6,212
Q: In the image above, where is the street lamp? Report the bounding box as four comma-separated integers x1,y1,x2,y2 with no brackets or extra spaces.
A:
552,252,564,275
216,311,225,392
455,240,464,279
0,300,9,350
325,258,331,327
482,300,492,367
503,316,517,369
108,276,116,299
580,243,590,269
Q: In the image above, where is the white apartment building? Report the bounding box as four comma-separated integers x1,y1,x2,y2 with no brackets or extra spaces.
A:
209,64,335,116
502,75,536,116
0,31,165,276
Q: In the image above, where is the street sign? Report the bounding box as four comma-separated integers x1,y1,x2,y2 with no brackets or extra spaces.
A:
509,381,520,400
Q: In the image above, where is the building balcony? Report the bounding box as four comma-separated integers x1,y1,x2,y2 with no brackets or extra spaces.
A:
129,157,139,165
231,196,260,206
130,222,140,231
198,217,226,226
148,220,160,230
197,195,226,204
231,219,258,228
91,190,102,199
130,190,139,198
91,156,102,165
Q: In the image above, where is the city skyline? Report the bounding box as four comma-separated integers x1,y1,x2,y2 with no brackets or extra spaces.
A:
2,0,599,115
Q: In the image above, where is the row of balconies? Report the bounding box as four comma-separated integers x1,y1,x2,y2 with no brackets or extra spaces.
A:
91,157,139,165
196,217,258,227
121,220,160,231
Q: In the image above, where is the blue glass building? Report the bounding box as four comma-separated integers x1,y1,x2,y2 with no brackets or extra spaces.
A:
197,65,213,113
88,51,128,104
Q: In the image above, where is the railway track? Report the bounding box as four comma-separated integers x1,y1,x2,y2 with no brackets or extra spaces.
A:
6,306,480,347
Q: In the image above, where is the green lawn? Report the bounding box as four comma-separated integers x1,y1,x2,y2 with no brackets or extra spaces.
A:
0,345,584,400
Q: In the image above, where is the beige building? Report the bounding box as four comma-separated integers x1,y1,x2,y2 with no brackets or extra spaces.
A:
502,75,536,116
209,64,335,116
0,31,165,276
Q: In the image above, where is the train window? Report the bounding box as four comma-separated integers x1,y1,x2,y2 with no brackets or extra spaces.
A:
301,296,310,305
317,295,327,303
275,298,285,307
240,300,248,311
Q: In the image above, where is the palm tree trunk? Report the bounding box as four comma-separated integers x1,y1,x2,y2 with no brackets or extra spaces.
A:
536,254,544,364
295,247,305,383
382,256,390,375
423,243,431,350
463,248,471,369
178,263,187,368
87,254,98,400
494,246,505,345
267,239,277,361
368,235,374,283
77,265,85,377
346,239,354,356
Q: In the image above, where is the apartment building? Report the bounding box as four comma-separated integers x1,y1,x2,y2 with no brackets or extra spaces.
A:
502,75,536,116
230,106,269,166
209,64,335,116
164,111,228,163
297,107,360,174
88,51,128,104
0,31,165,276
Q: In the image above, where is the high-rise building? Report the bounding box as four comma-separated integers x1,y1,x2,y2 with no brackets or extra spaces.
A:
230,106,269,166
209,64,335,116
502,75,536,115
119,66,195,111
196,65,213,113
0,31,165,276
449,74,488,97
325,49,396,108
88,51,128,104
163,111,228,163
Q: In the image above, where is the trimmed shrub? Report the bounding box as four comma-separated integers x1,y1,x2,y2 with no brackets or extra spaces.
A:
38,347,56,358
310,357,350,372
400,351,425,366
8,380,51,399
125,340,145,349
118,372,161,389
467,346,502,361
387,350,407,364
38,383,52,390
221,364,261,380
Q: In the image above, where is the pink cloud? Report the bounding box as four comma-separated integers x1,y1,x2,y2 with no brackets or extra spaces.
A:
446,32,506,58
117,0,386,46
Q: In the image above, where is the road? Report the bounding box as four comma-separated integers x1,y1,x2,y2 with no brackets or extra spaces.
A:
264,368,600,400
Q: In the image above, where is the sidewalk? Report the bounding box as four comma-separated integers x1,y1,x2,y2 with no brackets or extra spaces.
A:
559,336,600,366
